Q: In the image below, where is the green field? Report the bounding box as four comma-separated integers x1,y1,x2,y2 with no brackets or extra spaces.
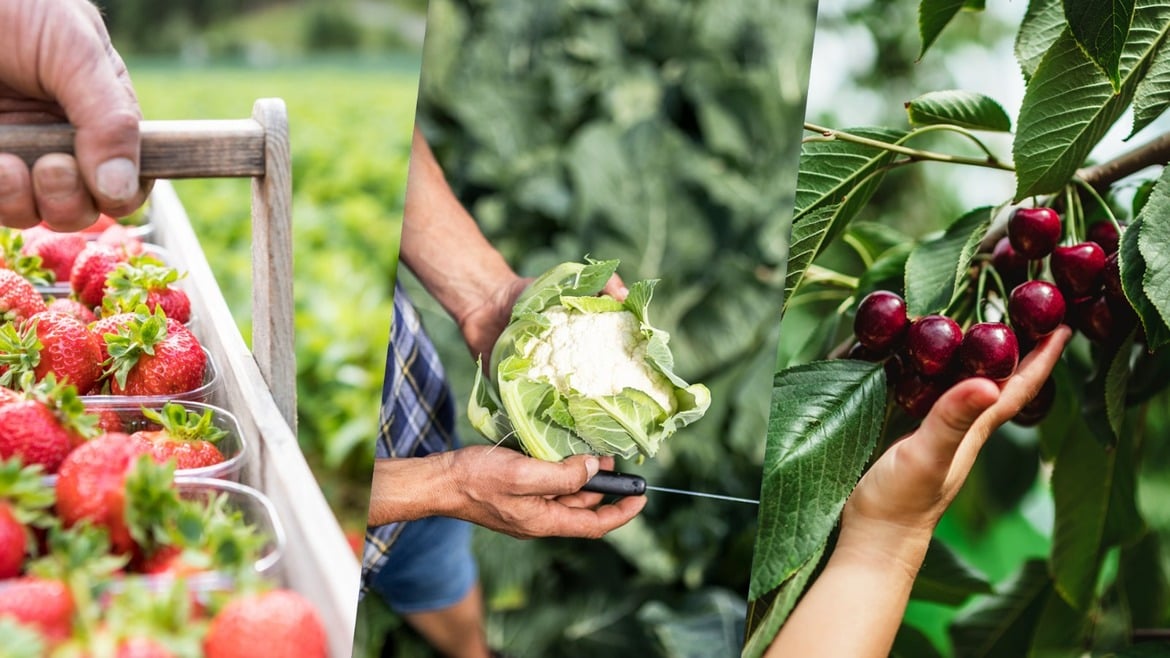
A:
129,58,421,534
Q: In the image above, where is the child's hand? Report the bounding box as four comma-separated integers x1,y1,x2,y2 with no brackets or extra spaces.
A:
841,325,1072,553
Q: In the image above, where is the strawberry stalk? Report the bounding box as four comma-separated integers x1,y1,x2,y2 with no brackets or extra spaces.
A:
104,306,170,391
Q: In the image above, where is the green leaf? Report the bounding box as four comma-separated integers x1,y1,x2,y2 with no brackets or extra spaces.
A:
638,590,746,658
857,243,914,301
1130,37,1170,135
904,207,992,317
793,127,904,224
964,0,985,8
1104,331,1136,440
742,544,826,658
1121,220,1170,350
1051,421,1144,610
1027,587,1092,656
891,624,944,658
950,560,1052,658
1138,176,1170,334
1095,644,1170,657
1016,0,1069,81
910,537,994,606
919,0,967,59
1117,532,1169,629
845,221,912,264
749,359,887,600
905,90,1012,131
1013,0,1170,200
1063,0,1136,88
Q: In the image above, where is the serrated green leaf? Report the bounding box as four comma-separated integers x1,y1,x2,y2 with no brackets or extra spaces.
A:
950,560,1052,658
1121,212,1170,350
1051,422,1143,610
1013,0,1170,200
1063,0,1136,88
1105,332,1136,439
919,0,967,59
905,90,1012,131
793,127,904,223
742,544,826,658
1138,175,1170,334
749,359,887,600
846,221,912,264
910,537,994,606
1131,37,1170,135
1017,0,1069,81
904,207,992,316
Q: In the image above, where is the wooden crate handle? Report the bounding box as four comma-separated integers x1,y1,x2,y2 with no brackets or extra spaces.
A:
0,101,297,431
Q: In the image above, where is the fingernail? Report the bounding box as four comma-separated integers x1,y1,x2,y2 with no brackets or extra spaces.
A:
584,456,600,478
95,158,138,202
619,286,630,298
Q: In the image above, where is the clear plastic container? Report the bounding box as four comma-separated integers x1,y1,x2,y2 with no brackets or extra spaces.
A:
83,346,220,406
81,400,248,482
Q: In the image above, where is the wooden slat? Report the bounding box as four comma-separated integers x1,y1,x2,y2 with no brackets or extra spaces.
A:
150,180,359,658
0,120,266,178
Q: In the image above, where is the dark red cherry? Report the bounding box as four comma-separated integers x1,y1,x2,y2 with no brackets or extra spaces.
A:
854,291,908,353
1102,252,1127,310
1008,207,1063,259
1013,377,1056,427
959,322,1019,381
1071,296,1119,343
1051,242,1106,299
1087,221,1121,255
992,237,1029,287
894,372,950,419
1008,280,1066,339
906,315,963,377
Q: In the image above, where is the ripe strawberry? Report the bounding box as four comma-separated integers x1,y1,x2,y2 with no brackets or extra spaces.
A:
101,258,191,325
22,232,88,285
46,297,98,324
94,308,206,398
71,244,129,309
0,377,99,471
0,312,104,392
79,213,119,235
203,589,328,658
0,458,56,578
0,577,74,642
54,434,158,554
0,227,54,287
0,269,47,324
132,403,226,470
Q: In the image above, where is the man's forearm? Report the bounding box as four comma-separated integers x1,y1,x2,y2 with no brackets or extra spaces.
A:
367,453,458,525
399,127,516,325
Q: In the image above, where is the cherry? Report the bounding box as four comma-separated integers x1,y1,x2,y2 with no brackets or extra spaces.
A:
1087,221,1121,255
1008,280,1065,339
906,315,963,376
894,372,950,418
854,291,908,352
1008,207,1062,259
1071,296,1120,343
992,237,1029,287
959,322,1019,381
1103,252,1126,309
1013,377,1056,427
1051,242,1106,299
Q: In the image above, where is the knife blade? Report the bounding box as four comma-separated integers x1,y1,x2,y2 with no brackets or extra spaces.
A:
582,470,759,505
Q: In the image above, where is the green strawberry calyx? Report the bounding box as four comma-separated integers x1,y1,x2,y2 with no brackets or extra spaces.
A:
103,306,170,390
141,402,227,445
0,228,54,287
23,373,100,442
123,456,181,554
0,456,55,529
101,257,184,317
0,320,44,388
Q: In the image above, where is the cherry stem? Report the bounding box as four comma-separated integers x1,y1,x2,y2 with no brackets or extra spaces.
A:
975,265,989,324
901,123,1003,163
1071,176,1123,233
803,123,1017,172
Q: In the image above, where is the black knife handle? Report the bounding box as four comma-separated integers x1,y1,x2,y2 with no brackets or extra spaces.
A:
582,470,647,497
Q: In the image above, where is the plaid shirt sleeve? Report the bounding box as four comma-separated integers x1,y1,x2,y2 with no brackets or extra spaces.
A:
360,283,461,591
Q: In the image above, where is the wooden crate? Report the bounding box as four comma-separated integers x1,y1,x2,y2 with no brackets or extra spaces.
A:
0,99,360,658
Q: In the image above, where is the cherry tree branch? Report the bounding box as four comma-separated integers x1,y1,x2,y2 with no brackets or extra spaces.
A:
1078,131,1170,189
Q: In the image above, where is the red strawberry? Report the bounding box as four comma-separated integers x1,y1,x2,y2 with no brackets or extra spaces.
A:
90,408,126,434
96,223,145,255
54,433,153,554
101,258,191,324
0,312,103,392
22,232,87,284
0,378,99,471
80,214,119,235
132,403,226,470
0,459,55,578
0,504,25,578
94,309,206,398
0,269,47,324
71,244,128,309
203,589,328,658
46,297,98,324
0,577,74,642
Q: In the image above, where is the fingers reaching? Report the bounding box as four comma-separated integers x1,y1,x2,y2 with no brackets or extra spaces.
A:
603,273,629,301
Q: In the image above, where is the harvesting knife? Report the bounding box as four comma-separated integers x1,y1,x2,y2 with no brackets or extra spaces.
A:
582,470,759,505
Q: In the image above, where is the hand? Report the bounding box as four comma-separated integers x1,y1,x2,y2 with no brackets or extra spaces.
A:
438,445,646,539
458,272,631,365
842,326,1071,542
0,0,150,230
